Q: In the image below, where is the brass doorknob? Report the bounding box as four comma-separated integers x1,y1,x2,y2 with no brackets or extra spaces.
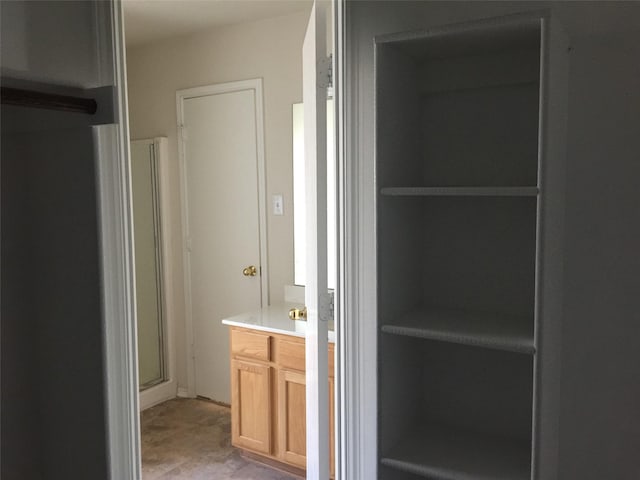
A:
288,307,307,321
242,265,257,277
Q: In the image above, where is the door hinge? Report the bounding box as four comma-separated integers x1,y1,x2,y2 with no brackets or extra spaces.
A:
318,54,333,89
186,236,192,252
180,124,188,141
319,290,333,322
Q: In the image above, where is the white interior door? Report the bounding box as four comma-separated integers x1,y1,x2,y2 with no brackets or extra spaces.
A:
303,2,331,478
179,81,266,404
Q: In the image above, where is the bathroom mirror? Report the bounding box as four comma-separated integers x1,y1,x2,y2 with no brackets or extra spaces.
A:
292,99,336,290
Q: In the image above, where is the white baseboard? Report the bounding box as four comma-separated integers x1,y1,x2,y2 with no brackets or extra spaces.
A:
139,379,177,411
177,386,191,398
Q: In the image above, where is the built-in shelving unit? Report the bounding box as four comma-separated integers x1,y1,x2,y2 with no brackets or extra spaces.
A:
376,14,544,480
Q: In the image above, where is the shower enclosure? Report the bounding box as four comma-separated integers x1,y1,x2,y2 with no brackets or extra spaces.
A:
130,138,167,390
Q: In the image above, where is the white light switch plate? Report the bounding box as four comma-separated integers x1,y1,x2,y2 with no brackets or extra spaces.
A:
272,194,284,215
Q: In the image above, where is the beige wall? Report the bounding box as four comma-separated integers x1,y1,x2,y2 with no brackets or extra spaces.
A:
126,10,308,390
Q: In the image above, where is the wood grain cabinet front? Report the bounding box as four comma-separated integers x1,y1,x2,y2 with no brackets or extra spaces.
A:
230,358,272,455
231,329,271,362
277,369,307,468
229,326,335,476
277,371,336,475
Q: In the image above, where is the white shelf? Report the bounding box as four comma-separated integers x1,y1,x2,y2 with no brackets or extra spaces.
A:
381,307,534,354
380,186,539,197
381,424,531,480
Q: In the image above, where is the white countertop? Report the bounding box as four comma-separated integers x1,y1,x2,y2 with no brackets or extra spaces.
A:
222,303,336,343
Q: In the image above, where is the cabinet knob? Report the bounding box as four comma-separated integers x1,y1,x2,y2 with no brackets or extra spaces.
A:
288,307,307,321
242,265,257,277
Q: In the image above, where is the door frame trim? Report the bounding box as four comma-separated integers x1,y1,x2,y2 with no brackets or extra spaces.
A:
176,79,269,397
339,1,377,477
98,1,141,478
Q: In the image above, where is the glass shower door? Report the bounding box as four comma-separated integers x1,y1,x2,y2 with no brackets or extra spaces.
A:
131,139,166,390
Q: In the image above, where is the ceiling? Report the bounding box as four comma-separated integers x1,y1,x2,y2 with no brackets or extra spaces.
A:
123,0,312,47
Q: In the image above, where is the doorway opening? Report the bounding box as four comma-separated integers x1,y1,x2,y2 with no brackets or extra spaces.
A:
121,1,337,478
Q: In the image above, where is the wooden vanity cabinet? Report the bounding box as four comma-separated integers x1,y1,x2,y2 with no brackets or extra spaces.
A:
229,326,335,476
277,368,307,468
231,358,272,455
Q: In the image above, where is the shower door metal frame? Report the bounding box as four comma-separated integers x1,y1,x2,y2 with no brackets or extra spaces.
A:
132,137,168,391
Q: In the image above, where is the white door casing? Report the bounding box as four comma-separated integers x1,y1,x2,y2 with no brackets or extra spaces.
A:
303,2,331,479
98,1,141,478
177,80,268,403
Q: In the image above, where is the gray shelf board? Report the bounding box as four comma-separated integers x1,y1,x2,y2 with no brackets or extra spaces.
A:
421,80,538,97
381,307,534,354
380,186,539,197
375,12,542,62
381,424,531,480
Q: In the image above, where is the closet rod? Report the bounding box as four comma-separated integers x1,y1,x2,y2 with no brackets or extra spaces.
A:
1,86,97,114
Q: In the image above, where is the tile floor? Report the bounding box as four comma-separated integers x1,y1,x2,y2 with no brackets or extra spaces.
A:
141,398,299,479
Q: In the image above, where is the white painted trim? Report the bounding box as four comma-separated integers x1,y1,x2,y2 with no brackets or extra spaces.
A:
334,2,347,479
254,82,270,308
177,387,190,398
98,2,141,479
176,93,196,397
303,3,330,478
176,79,269,398
342,2,378,478
139,379,177,411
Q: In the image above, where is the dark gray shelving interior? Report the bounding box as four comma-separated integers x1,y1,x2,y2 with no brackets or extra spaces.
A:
378,337,534,478
376,26,540,189
381,424,531,480
375,16,542,480
378,196,538,322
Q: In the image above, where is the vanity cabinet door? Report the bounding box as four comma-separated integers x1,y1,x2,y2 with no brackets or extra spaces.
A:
277,368,336,477
329,374,335,476
231,359,272,455
277,369,307,468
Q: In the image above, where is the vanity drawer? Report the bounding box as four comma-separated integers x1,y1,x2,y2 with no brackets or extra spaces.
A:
231,328,271,361
277,338,336,376
277,337,305,371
